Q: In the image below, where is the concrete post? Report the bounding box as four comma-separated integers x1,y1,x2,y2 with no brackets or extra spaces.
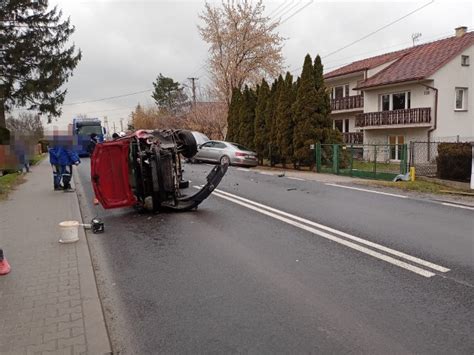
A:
470,143,474,190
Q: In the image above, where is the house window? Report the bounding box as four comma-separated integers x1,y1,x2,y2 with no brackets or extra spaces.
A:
388,135,405,161
380,92,411,111
344,119,350,133
345,85,350,97
455,88,467,110
461,55,470,66
334,120,344,132
334,86,344,99
381,94,390,111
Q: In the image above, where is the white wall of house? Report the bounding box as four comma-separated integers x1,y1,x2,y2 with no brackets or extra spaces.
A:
326,73,364,97
429,44,474,139
362,82,435,113
331,113,358,132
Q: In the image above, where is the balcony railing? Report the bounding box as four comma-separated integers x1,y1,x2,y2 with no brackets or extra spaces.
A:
342,132,364,144
355,108,431,128
331,95,364,111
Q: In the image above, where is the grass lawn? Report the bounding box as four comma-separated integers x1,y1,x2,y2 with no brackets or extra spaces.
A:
0,153,45,200
362,179,473,195
0,173,24,200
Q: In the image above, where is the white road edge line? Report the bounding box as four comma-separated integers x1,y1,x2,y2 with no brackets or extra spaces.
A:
287,177,305,181
195,186,449,274
441,202,474,211
258,171,274,176
325,183,408,199
237,168,250,172
206,190,436,278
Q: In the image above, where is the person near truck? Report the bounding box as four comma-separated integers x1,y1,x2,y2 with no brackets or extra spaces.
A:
49,144,80,192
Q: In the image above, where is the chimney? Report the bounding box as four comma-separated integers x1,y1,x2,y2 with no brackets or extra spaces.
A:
455,26,467,38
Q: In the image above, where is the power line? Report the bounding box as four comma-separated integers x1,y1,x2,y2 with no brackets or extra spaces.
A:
271,0,297,20
267,1,287,18
280,0,314,25
322,0,435,59
63,89,152,106
289,0,435,74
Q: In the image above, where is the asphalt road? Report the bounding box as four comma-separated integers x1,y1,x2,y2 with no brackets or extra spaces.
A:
74,159,474,354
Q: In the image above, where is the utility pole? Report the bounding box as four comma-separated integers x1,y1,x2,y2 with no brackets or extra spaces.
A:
187,77,199,106
113,121,116,133
104,116,110,139
120,118,124,132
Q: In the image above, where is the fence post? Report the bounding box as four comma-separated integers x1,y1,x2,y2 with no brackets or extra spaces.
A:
373,145,377,178
332,144,339,174
350,144,354,177
400,144,408,174
315,143,321,173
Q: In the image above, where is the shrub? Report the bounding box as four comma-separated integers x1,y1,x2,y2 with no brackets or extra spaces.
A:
436,143,472,182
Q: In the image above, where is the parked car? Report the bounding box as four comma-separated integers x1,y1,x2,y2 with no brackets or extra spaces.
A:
91,129,228,212
186,131,210,164
194,140,258,167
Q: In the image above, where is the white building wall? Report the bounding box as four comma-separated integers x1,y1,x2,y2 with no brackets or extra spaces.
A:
326,73,364,96
429,44,474,139
362,83,435,113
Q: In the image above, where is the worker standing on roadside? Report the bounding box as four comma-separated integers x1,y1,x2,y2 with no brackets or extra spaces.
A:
49,142,81,192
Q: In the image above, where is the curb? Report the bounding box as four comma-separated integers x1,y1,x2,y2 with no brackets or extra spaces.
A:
71,170,112,354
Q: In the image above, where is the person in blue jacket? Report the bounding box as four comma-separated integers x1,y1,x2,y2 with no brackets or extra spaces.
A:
49,144,80,192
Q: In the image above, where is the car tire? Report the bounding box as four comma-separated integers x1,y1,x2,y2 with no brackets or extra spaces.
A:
220,155,230,165
177,130,197,159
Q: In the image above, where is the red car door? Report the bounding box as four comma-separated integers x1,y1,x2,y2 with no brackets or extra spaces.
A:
90,140,137,209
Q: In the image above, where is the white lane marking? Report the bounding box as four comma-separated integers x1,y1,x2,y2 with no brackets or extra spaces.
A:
237,168,250,172
287,177,305,181
210,191,436,278
441,202,474,211
325,183,408,199
211,188,450,273
258,171,274,176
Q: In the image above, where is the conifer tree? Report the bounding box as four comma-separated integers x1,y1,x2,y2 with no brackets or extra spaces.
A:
292,54,318,166
254,79,270,163
1,0,82,126
237,86,256,148
275,72,295,167
226,88,241,141
262,79,277,161
313,54,342,144
269,75,284,163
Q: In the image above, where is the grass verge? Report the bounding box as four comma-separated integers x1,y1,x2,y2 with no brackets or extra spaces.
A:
360,179,473,195
0,173,24,200
0,153,45,200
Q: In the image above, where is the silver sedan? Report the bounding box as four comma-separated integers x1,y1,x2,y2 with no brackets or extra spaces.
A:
194,141,258,167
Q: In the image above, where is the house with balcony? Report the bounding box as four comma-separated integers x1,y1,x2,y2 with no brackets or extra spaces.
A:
324,26,473,160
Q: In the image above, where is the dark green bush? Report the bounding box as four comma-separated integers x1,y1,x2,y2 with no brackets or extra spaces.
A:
0,127,10,145
436,143,472,182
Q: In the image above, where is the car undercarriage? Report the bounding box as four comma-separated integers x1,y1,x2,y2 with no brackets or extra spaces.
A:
91,129,228,212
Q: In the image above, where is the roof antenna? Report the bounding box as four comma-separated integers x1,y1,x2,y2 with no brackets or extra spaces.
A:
411,32,422,46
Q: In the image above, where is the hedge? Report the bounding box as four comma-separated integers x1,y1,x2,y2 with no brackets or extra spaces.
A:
436,143,472,182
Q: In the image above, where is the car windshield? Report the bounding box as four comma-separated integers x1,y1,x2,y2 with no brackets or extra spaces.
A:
77,125,102,135
230,143,251,151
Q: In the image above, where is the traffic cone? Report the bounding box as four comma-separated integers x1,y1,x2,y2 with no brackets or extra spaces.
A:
0,249,11,276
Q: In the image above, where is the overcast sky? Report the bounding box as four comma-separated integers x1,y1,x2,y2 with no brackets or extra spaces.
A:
31,0,472,131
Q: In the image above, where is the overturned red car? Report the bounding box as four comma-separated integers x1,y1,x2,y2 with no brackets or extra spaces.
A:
91,129,228,212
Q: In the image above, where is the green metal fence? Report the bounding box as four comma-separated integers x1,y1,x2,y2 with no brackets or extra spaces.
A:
315,143,408,181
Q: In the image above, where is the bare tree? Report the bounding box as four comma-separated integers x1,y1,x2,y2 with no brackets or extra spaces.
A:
198,0,284,107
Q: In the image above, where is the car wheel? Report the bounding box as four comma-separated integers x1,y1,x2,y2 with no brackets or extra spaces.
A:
220,155,230,165
176,130,197,159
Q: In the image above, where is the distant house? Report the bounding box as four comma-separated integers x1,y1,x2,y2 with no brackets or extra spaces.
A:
324,26,473,160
